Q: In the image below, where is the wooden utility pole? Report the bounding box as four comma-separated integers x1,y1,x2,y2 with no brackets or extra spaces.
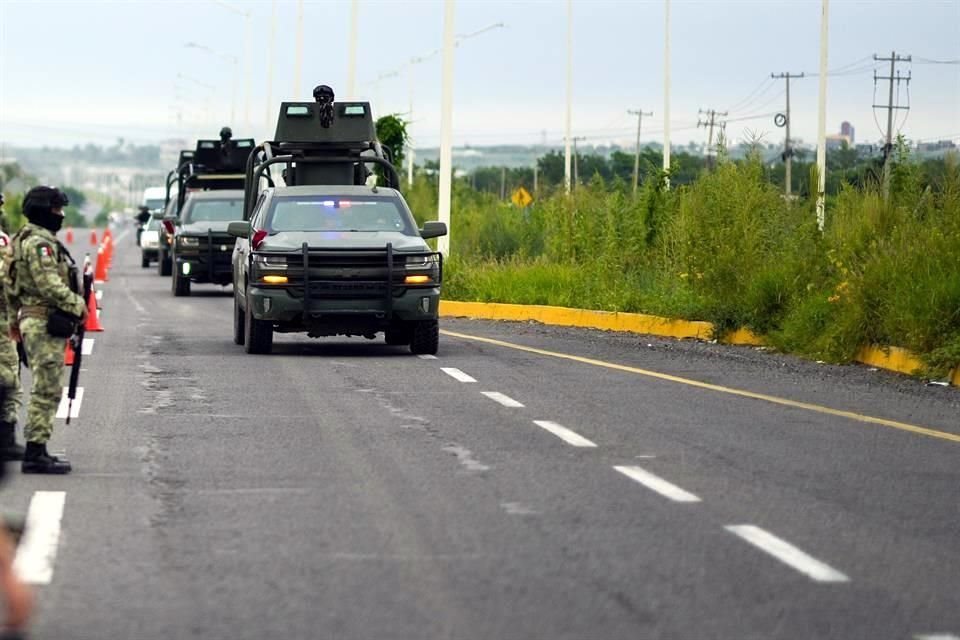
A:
697,109,727,170
771,72,804,196
628,109,653,193
873,51,911,200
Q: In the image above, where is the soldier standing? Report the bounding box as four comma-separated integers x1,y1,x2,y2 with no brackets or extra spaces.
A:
0,195,25,462
7,186,86,474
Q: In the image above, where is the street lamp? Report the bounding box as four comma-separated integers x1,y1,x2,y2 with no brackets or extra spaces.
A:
184,42,239,125
213,0,252,130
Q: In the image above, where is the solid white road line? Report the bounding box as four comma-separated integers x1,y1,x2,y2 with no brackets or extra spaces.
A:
95,290,103,302
533,420,597,447
613,465,702,503
81,338,94,356
418,354,438,360
915,635,960,640
481,391,525,408
14,491,67,585
55,387,84,419
441,367,477,383
725,525,850,583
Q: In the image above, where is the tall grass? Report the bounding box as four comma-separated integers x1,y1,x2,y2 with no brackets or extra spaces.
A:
422,151,960,375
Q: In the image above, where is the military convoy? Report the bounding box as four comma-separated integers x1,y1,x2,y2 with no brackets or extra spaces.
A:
157,85,446,355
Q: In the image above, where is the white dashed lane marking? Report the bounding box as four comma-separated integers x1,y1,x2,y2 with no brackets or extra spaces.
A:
441,367,477,383
14,491,67,585
81,338,94,355
55,387,84,419
417,354,438,360
914,635,960,640
533,420,597,447
725,525,850,583
481,392,525,408
613,465,701,503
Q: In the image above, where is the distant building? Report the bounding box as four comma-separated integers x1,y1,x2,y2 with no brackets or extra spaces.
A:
840,121,855,144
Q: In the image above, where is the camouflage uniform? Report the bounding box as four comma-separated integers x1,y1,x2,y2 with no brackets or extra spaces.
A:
8,223,85,445
0,233,22,428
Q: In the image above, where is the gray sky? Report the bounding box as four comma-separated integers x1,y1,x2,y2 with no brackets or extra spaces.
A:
1,0,958,150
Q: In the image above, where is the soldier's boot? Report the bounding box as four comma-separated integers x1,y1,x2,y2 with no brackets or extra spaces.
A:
21,442,71,475
0,421,24,461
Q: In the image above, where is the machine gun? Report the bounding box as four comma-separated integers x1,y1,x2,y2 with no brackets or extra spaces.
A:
65,262,93,425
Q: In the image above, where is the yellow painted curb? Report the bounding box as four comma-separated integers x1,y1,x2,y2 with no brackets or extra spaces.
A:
440,300,958,387
440,300,712,340
854,345,924,377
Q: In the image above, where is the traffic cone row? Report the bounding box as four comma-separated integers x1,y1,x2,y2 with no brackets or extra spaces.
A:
64,257,104,363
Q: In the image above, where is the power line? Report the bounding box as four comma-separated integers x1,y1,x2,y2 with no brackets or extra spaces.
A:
697,109,727,170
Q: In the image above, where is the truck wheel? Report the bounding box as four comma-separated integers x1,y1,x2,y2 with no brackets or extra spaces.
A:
141,253,150,268
159,252,172,276
233,291,245,345
384,325,412,346
409,320,439,355
244,287,273,354
172,268,191,296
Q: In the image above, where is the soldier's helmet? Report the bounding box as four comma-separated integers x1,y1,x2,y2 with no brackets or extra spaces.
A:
23,186,69,215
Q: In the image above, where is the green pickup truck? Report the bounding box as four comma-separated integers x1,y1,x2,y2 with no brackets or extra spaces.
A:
229,87,446,355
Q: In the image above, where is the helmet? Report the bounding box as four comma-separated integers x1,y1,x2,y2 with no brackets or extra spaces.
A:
23,185,69,216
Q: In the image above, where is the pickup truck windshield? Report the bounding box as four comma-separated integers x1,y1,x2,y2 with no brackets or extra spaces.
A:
183,198,244,223
267,196,415,234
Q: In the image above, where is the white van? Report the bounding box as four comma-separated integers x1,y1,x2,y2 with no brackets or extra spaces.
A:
142,186,167,212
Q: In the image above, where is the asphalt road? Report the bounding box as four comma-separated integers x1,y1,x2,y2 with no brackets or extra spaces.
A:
3,227,959,640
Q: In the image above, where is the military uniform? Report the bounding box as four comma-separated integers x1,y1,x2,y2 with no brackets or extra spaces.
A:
0,232,24,455
8,186,84,474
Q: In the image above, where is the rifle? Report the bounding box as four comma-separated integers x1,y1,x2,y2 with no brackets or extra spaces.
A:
66,265,92,425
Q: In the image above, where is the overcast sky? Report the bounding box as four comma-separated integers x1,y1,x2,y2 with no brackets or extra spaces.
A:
1,0,957,150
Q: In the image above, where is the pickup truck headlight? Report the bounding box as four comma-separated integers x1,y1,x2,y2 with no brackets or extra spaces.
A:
404,254,439,270
252,254,288,270
178,236,199,247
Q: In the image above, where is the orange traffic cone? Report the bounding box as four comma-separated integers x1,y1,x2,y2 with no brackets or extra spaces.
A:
85,286,104,333
94,247,109,283
103,237,113,268
66,228,74,244
90,230,98,246
64,340,75,366
104,228,113,242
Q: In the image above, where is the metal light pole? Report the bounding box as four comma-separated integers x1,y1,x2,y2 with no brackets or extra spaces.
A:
184,42,239,125
564,0,573,193
347,0,360,99
294,0,304,98
214,1,252,129
437,0,456,256
266,0,277,137
663,0,671,188
815,0,829,230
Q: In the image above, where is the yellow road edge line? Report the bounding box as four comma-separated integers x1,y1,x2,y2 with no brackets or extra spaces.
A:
440,301,959,386
440,329,960,444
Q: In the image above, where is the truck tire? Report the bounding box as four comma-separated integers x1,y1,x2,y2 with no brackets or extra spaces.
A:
384,325,412,346
141,253,150,268
159,252,172,276
244,287,273,354
409,319,439,355
172,268,191,296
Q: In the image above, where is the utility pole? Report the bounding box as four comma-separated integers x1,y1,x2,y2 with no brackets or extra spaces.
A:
628,109,653,194
697,109,727,170
663,0,671,188
571,136,586,187
294,0,304,98
533,163,538,193
873,51,911,200
500,166,507,200
771,72,804,196
436,0,456,256
564,0,573,193
815,0,829,231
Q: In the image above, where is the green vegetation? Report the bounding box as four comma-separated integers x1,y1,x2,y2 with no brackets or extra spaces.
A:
405,147,960,377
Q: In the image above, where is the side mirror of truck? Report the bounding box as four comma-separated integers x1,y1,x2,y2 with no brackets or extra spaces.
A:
419,221,447,240
227,221,251,239
151,211,164,220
